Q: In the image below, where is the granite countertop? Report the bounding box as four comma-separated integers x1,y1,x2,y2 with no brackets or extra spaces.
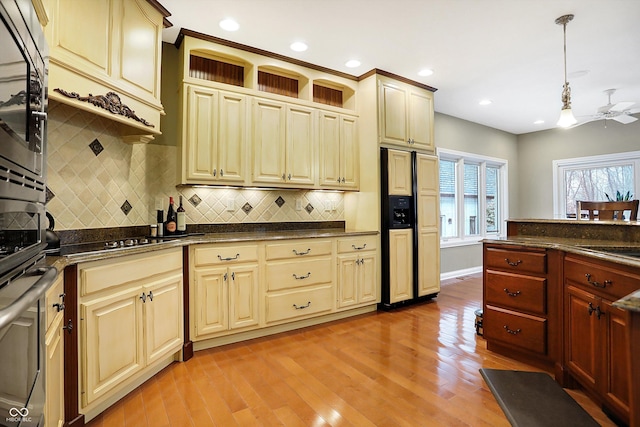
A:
47,228,378,268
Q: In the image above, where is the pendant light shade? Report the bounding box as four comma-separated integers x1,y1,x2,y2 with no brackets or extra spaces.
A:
556,14,577,128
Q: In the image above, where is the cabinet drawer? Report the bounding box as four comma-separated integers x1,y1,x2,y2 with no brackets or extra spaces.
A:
265,239,332,260
45,274,64,329
484,305,547,355
265,257,332,291
485,247,546,275
337,235,378,253
193,244,258,267
80,248,182,296
485,271,546,315
564,255,640,300
265,285,333,323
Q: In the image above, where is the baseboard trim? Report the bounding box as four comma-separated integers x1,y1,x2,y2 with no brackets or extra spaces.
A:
441,266,482,282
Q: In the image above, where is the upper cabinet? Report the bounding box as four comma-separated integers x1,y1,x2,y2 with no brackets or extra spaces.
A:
378,75,435,152
42,0,169,141
174,32,361,190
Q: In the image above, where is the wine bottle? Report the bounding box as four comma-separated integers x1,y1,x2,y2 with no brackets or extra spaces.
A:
177,195,186,234
165,197,177,235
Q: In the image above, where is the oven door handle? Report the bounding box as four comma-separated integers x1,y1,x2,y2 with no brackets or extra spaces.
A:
0,266,58,329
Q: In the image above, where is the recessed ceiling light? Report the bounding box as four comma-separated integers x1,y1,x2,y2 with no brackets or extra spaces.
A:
290,41,308,52
534,120,545,125
479,99,492,106
345,59,361,68
219,18,239,32
418,68,434,77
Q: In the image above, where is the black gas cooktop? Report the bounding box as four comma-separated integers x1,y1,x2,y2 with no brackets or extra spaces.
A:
55,233,201,256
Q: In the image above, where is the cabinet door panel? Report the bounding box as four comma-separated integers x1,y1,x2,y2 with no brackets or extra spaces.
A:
338,255,357,308
358,253,377,303
319,112,341,187
286,105,315,185
45,313,65,427
417,231,440,297
81,290,144,406
186,86,217,182
340,115,359,189
252,99,286,184
603,301,630,417
144,274,183,365
389,229,413,303
193,267,228,338
387,149,412,196
408,90,434,151
379,82,408,145
565,285,599,390
229,265,259,330
218,91,247,183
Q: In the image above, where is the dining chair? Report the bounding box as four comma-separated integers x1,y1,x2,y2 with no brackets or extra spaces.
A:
576,200,639,221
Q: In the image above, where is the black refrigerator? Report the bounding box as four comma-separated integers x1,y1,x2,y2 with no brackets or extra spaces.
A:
380,147,440,309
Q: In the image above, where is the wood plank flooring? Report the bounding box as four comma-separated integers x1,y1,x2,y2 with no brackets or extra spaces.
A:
85,274,617,427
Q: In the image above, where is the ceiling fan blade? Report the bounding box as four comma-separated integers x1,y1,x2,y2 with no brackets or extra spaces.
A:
612,114,638,124
610,101,635,112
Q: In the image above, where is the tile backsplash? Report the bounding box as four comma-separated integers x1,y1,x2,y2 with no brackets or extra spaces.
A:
46,102,344,230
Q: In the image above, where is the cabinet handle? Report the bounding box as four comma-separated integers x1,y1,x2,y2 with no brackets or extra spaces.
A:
53,302,65,312
218,253,240,261
341,177,345,183
356,259,361,265
505,258,522,267
503,325,521,335
140,292,146,303
352,244,367,250
147,291,153,302
231,272,235,281
293,301,311,310
224,273,228,281
288,173,292,180
213,169,216,177
282,173,286,180
62,319,73,334
584,273,611,289
337,178,341,183
503,288,521,297
220,169,224,177
587,302,602,319
293,248,311,256
293,272,311,280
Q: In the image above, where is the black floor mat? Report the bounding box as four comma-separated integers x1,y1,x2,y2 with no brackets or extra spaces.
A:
479,369,600,427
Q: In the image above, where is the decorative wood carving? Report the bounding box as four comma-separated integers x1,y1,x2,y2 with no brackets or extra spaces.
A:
53,89,155,127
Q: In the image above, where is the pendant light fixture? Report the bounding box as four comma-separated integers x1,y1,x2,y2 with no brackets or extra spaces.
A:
556,14,577,128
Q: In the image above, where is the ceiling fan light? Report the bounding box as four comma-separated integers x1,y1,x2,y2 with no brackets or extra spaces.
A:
557,108,577,127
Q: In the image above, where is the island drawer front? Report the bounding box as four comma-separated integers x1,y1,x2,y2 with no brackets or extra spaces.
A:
564,255,640,300
485,247,547,275
193,244,259,267
265,257,333,291
483,305,547,355
485,271,547,315
337,235,378,253
265,240,332,261
265,285,333,323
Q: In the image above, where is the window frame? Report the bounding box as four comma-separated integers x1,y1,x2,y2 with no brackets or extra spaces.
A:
552,151,640,218
437,148,508,248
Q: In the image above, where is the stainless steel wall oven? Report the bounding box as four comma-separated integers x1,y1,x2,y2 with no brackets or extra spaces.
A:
0,1,55,426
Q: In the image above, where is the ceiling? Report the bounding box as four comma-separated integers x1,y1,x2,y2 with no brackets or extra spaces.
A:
159,0,640,135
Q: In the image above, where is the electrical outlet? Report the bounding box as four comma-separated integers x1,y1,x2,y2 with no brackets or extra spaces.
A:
226,198,235,211
295,199,302,211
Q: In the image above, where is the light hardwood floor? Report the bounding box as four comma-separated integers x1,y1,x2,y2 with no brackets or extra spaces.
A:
85,274,617,426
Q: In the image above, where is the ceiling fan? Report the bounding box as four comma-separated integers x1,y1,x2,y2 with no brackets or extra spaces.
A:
577,89,639,126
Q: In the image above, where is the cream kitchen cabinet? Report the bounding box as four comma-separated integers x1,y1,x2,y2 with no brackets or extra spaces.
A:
252,98,316,187
337,236,378,308
388,229,413,303
387,149,412,196
181,85,247,185
378,76,435,152
319,111,359,189
190,244,259,340
264,239,334,324
78,249,183,409
43,0,168,138
416,153,440,297
45,273,65,427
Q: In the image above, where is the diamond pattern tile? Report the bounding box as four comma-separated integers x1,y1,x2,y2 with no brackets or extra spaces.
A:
46,101,345,230
121,200,132,215
89,138,104,156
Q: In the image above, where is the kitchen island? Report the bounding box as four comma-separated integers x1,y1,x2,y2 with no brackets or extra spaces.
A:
484,218,640,427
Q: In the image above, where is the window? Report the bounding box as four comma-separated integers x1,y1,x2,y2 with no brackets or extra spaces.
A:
553,151,640,218
438,148,508,246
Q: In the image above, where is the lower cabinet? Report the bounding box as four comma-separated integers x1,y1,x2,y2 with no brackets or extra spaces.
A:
564,253,638,424
388,229,413,303
45,273,65,427
78,249,183,409
337,235,378,308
